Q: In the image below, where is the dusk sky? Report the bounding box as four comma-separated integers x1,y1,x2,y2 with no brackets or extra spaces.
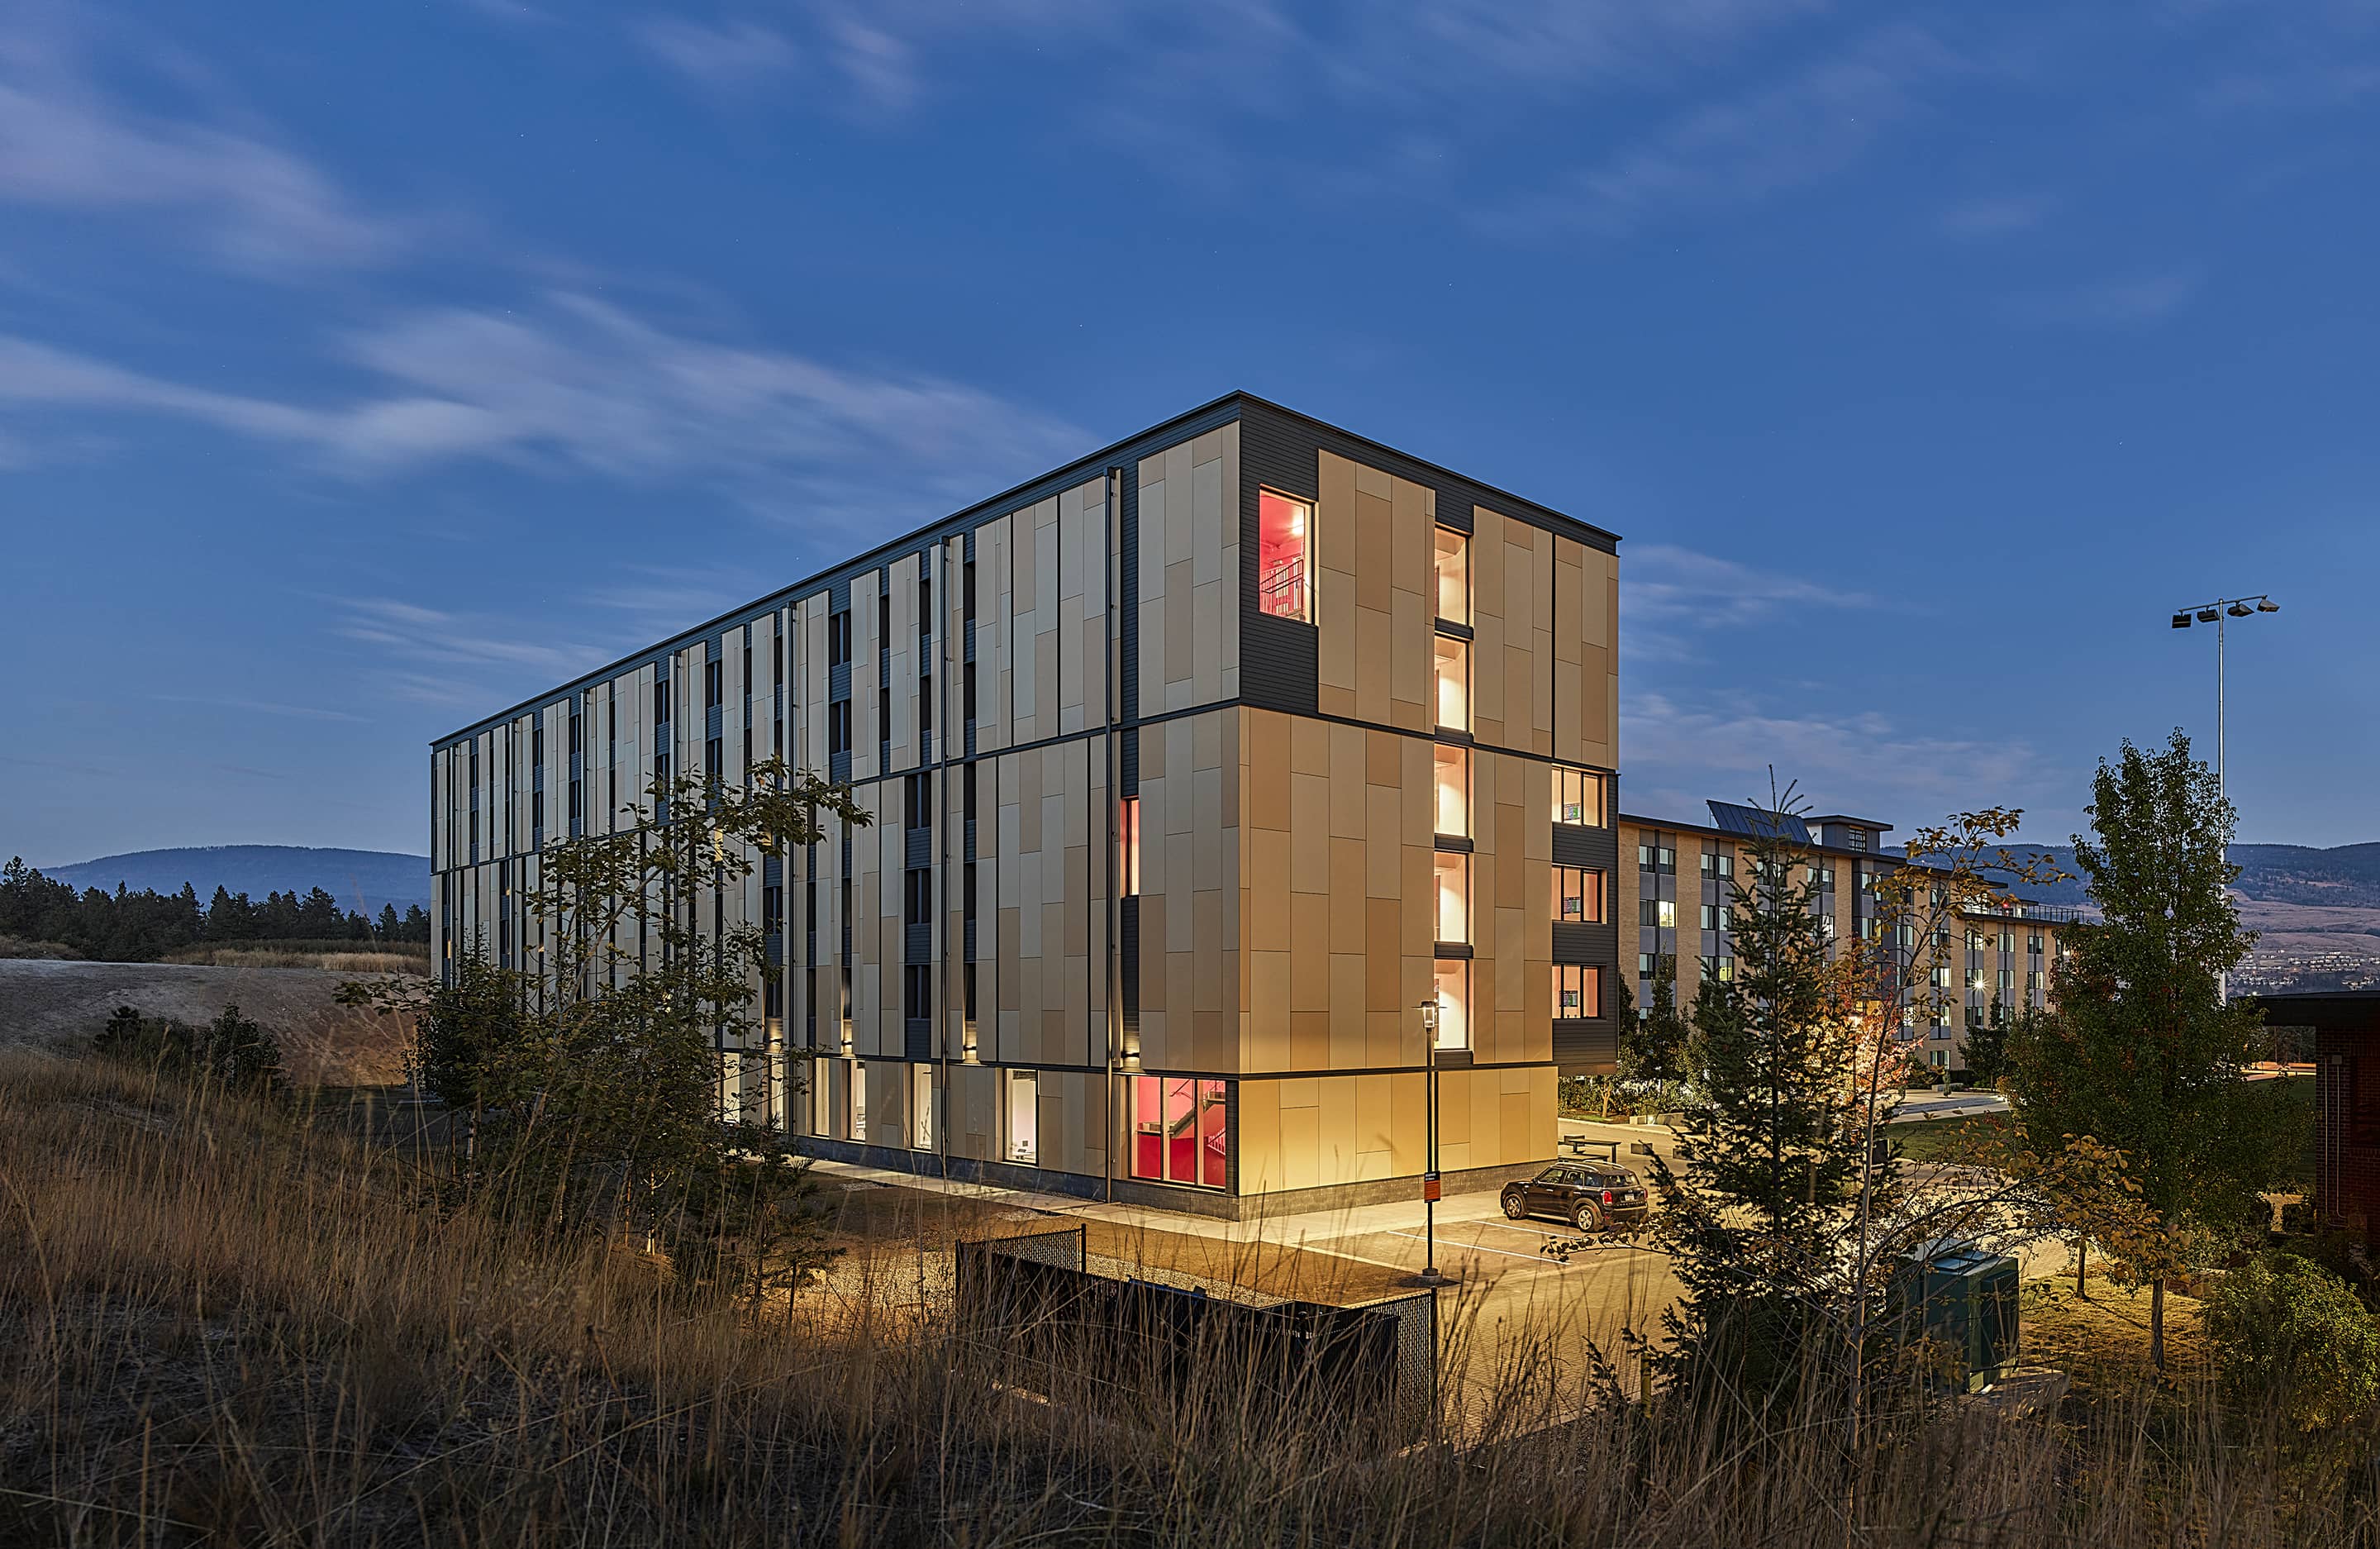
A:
4,1,2375,867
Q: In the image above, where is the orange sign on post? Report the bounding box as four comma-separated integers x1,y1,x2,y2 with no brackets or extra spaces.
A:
1421,1172,1442,1203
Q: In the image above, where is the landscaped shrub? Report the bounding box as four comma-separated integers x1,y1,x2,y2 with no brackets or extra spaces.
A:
93,1001,285,1092
2205,1250,2380,1430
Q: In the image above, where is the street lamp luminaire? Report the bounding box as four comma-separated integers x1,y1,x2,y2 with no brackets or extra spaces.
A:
1408,998,1454,1289
2168,592,2279,1001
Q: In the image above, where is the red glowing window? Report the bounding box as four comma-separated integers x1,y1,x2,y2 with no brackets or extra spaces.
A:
1132,1075,1228,1189
1258,490,1311,621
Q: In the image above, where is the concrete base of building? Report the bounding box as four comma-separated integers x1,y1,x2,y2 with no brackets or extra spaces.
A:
792,1137,1557,1223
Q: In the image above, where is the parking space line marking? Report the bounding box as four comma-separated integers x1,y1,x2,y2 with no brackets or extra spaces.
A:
1381,1229,1556,1264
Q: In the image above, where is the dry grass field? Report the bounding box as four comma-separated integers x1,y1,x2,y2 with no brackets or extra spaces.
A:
2,1046,2372,1548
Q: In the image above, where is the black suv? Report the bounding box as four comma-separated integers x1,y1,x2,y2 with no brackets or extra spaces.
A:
1501,1163,1649,1232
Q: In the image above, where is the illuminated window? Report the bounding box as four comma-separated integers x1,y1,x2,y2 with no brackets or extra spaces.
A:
1131,1075,1228,1189
850,1059,867,1139
1434,852,1469,945
1258,490,1311,621
1434,636,1469,731
1553,866,1606,923
911,1064,935,1151
1435,527,1469,624
1639,898,1676,930
1551,767,1604,827
1553,965,1602,1019
1119,796,1141,896
1433,744,1469,836
1007,1070,1039,1165
1432,960,1469,1051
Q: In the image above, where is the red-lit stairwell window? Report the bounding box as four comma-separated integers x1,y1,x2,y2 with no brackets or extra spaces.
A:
1258,490,1312,621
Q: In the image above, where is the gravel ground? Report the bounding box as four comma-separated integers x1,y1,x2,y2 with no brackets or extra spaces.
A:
0,957,416,1085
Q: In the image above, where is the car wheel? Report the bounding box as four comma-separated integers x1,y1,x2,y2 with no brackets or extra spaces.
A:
1571,1199,1604,1233
1502,1190,1529,1220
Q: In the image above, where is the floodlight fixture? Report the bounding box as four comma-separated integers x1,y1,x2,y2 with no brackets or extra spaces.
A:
2171,612,2192,629
2195,608,2220,623
2227,602,2254,617
2256,598,2280,613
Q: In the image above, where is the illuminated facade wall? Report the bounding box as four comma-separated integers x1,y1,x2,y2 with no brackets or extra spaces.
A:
430,393,1622,1217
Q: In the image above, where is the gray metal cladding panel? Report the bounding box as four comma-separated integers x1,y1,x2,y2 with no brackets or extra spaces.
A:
1121,727,1138,794
763,855,783,886
963,920,976,961
1120,460,1140,723
906,826,931,869
1553,1018,1619,1071
905,922,932,963
830,750,850,784
1240,614,1319,716
1552,823,1619,872
830,660,850,701
1551,921,1616,965
905,1018,931,1061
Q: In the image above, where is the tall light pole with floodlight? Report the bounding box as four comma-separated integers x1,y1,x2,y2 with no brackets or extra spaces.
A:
1408,998,1453,1289
2168,592,2279,1000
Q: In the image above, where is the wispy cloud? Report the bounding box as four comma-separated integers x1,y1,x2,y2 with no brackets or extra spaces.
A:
1937,192,2055,238
0,291,1086,520
152,694,368,724
1474,25,1961,238
635,17,801,91
0,15,401,272
1623,543,1877,664
1999,269,2202,327
1623,689,2063,833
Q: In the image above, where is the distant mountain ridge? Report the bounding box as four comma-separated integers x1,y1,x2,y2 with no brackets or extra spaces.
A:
36,846,430,913
1963,842,2380,909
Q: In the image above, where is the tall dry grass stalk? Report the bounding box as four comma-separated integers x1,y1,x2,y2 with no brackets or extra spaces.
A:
161,946,430,973
1,1047,2371,1547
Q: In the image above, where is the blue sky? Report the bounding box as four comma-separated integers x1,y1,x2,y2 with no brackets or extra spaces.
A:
4,0,2375,866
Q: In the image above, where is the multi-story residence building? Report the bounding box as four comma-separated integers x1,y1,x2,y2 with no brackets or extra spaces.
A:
1618,803,2076,1074
428,393,1622,1217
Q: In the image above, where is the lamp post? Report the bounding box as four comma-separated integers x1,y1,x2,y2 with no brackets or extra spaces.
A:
1409,998,1453,1289
2168,593,2279,1002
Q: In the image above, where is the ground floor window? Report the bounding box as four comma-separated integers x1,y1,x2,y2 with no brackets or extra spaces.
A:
850,1060,867,1140
811,1056,831,1137
1007,1069,1038,1165
1132,1075,1227,1189
912,1063,935,1151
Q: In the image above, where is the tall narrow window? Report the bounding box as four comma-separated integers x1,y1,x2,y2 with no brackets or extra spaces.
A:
1118,796,1141,896
850,1058,866,1137
1435,527,1470,624
1432,960,1469,1051
705,659,723,709
1257,489,1311,621
1434,852,1469,945
1007,1069,1038,1165
1433,744,1469,837
1434,636,1470,732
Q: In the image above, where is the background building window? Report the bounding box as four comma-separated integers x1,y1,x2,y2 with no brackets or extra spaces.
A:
1435,527,1469,623
1434,636,1469,730
1007,1070,1038,1164
1553,866,1606,923
1551,767,1604,827
1131,1076,1228,1188
1553,964,1602,1018
1432,960,1469,1051
1119,796,1141,895
1257,490,1311,620
1433,744,1469,836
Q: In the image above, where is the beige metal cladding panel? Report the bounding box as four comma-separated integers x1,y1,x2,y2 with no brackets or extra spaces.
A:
1058,474,1107,736
1034,502,1062,741
852,575,879,782
679,646,705,789
1135,451,1169,715
1235,1079,1283,1194
1315,451,1358,717
888,553,916,771
1469,508,1506,746
1189,435,1225,708
952,1063,995,1163
975,517,1008,753
880,775,904,1053
430,747,450,870
1220,422,1241,698
802,595,829,769
1552,546,1583,765
723,625,745,787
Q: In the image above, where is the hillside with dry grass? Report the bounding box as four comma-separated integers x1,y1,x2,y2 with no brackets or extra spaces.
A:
2,1046,2373,1548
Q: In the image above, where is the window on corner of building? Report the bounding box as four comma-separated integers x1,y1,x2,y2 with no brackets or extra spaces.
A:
1257,489,1312,622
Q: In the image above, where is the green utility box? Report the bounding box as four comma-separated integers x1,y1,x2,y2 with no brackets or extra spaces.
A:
1891,1239,2021,1393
